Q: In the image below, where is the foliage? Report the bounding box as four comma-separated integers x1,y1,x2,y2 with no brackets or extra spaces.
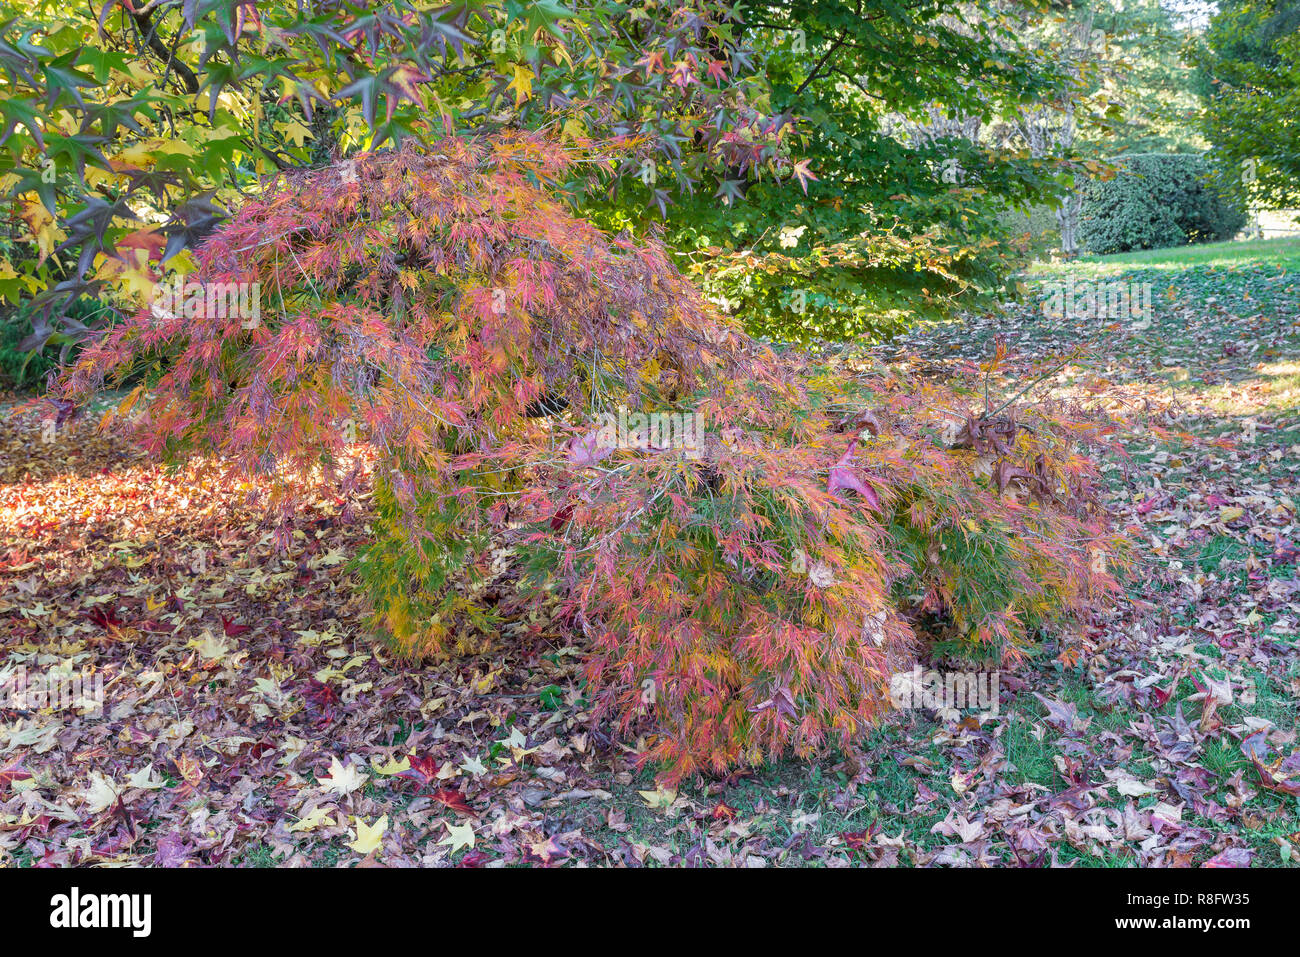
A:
0,0,792,348
999,202,1062,261
61,135,1121,781
1074,0,1206,154
1,0,1121,355
0,306,54,391
0,296,109,390
1189,0,1300,210
637,0,1081,338
1079,153,1248,255
684,224,1014,343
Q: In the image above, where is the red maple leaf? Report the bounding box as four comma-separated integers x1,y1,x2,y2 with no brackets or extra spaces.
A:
221,615,252,637
116,228,168,263
86,605,124,630
430,787,477,817
842,829,872,852
397,752,441,788
16,813,52,842
1149,679,1177,709
791,159,819,194
828,442,880,508
302,680,339,708
549,503,575,531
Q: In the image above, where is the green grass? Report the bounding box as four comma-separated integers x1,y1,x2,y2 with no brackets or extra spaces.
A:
1075,235,1300,271
233,842,282,867
1002,710,1060,789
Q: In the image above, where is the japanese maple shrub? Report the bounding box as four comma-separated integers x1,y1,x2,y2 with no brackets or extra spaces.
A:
63,133,1122,782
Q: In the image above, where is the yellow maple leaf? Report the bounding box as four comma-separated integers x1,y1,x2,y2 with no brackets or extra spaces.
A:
550,42,573,69
439,820,475,853
153,138,197,158
318,756,368,796
20,201,63,262
346,814,387,854
126,764,166,790
290,806,337,833
77,773,120,814
189,628,232,661
374,755,411,776
275,118,313,148
506,63,534,106
99,255,157,305
112,143,158,168
316,547,348,567
638,787,677,809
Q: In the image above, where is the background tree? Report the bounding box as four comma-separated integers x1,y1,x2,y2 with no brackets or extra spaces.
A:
1190,0,1300,212
2,0,1095,357
625,0,1085,339
1084,0,1206,154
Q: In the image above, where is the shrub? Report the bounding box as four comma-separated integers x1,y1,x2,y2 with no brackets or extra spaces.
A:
0,308,48,392
62,133,1123,782
1080,153,1249,255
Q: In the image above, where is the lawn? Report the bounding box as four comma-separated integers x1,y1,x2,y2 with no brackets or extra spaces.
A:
1054,235,1300,272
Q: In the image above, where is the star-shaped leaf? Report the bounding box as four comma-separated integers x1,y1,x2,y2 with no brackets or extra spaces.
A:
439,820,475,853
506,63,534,106
346,815,388,854
318,756,367,796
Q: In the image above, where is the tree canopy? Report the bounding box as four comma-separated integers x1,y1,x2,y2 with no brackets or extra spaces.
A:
1191,0,1300,209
